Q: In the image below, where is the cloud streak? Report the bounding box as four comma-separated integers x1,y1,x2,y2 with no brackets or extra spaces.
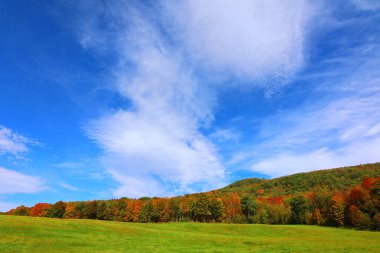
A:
0,201,20,212
0,126,31,157
0,166,45,194
59,182,79,191
77,0,314,196
84,4,223,197
162,0,312,82
232,9,380,177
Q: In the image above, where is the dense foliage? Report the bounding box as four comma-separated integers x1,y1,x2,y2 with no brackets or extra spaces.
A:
7,163,380,230
218,163,380,196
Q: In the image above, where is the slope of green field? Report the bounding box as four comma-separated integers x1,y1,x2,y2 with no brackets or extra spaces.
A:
0,216,379,253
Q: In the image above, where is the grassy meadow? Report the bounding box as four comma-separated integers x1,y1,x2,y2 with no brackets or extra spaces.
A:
0,215,379,253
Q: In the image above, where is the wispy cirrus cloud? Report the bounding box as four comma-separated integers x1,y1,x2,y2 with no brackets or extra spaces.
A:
54,162,85,169
252,138,380,178
162,0,313,82
230,7,380,177
0,126,46,196
0,166,46,194
351,0,380,11
248,84,380,177
210,128,240,143
69,0,315,197
0,201,20,212
58,182,79,191
0,126,32,157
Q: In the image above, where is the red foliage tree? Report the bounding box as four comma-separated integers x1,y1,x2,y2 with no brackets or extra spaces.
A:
361,177,375,190
222,193,241,222
266,197,284,205
349,188,365,205
30,203,51,217
133,200,142,222
64,202,81,219
257,189,265,195
348,204,361,227
329,192,346,226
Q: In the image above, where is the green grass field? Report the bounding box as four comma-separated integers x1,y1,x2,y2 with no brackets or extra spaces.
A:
0,215,379,253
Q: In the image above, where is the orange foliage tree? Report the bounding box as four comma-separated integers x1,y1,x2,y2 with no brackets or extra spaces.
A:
30,203,51,217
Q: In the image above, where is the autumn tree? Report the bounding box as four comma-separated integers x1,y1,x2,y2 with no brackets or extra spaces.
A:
63,202,79,219
309,185,332,225
153,198,170,222
96,201,107,220
113,199,127,221
347,205,361,227
138,201,153,223
254,206,269,224
373,213,380,231
8,205,30,216
290,196,309,224
30,203,51,217
168,198,181,222
193,194,211,222
370,180,380,212
329,192,346,226
362,177,375,190
83,201,98,219
133,200,142,222
209,198,225,222
180,197,192,221
241,195,257,223
47,201,66,218
348,188,374,214
311,208,323,225
222,193,241,223
75,202,87,219
266,203,291,224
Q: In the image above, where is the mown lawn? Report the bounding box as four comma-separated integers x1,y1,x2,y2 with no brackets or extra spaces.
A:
0,215,379,252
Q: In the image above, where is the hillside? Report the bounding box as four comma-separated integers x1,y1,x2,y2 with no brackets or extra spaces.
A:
7,162,380,230
216,163,380,197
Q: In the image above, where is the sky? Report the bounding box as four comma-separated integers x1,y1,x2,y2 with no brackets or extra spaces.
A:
1,0,380,211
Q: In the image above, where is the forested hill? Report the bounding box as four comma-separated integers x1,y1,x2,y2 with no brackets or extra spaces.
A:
214,163,380,197
6,162,380,230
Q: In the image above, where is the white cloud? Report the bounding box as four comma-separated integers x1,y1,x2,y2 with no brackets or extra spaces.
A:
242,84,380,177
252,137,380,177
0,127,46,196
87,110,224,197
351,0,380,11
366,122,380,137
76,1,315,196
0,167,45,194
210,128,240,142
84,9,224,197
54,162,85,169
0,201,20,212
0,126,30,156
232,29,380,177
58,182,79,191
162,0,313,82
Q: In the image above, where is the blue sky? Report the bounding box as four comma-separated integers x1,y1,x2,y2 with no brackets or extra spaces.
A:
1,0,380,211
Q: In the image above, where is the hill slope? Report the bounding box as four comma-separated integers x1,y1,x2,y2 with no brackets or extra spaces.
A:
215,163,380,197
7,162,380,230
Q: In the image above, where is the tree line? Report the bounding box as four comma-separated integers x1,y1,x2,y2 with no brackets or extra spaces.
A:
7,176,380,230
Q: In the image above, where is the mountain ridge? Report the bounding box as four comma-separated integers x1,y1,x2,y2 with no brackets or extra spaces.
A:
211,162,380,197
